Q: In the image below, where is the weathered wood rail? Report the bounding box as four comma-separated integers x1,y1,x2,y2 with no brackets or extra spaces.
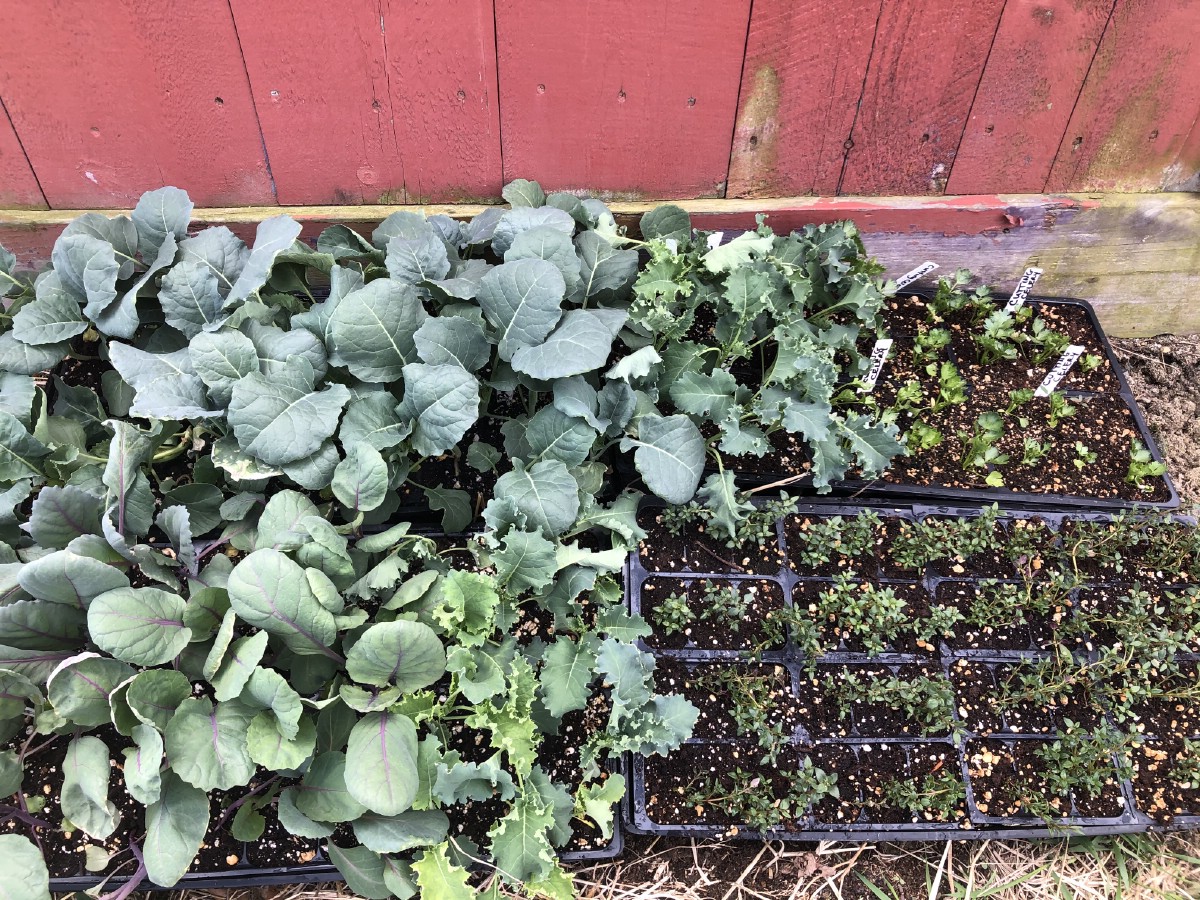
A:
2,193,1196,337
0,0,1197,208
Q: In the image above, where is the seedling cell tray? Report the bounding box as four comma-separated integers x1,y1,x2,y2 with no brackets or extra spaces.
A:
626,500,1200,840
721,294,1177,512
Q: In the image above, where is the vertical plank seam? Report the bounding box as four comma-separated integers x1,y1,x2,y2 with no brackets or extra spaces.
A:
0,93,48,208
378,1,407,204
226,0,279,205
491,0,506,187
943,0,1010,195
835,1,886,196
1042,0,1120,192
721,0,756,200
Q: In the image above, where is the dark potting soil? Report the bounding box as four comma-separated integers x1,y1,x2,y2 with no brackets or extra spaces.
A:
638,577,786,653
636,509,784,576
1130,741,1200,823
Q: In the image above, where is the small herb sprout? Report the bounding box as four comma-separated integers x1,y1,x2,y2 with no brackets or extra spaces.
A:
1021,437,1051,467
1029,317,1070,366
960,412,1008,481
1126,440,1166,492
872,768,966,822
912,604,967,650
685,757,838,832
927,269,992,324
1046,391,1076,428
1079,353,1103,374
974,310,1026,364
831,671,961,737
1170,738,1200,788
1036,720,1136,802
890,505,1002,572
906,421,944,451
1072,441,1097,471
1004,388,1035,417
819,574,908,655
693,666,792,763
933,361,968,411
791,511,880,568
912,327,951,365
652,591,696,635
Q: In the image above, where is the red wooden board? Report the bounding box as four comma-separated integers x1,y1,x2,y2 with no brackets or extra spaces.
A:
948,0,1113,194
0,0,273,208
0,103,44,208
495,0,752,199
838,0,1007,196
230,0,502,206
727,0,881,198
1046,0,1200,191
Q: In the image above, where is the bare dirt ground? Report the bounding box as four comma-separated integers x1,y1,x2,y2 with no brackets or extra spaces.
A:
146,337,1200,900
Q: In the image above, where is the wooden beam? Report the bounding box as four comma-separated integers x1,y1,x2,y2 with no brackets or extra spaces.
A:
1,193,1197,337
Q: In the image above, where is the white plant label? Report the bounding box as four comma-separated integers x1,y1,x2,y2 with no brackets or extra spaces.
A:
858,339,894,394
1004,266,1044,313
705,231,724,251
894,261,939,290
1035,344,1086,397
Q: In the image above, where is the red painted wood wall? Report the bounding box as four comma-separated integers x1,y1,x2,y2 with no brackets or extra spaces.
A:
0,0,1196,209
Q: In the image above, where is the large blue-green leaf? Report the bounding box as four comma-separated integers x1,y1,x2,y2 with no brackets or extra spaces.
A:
576,230,639,298
188,328,259,408
295,751,367,823
46,652,135,726
144,772,209,888
165,697,255,791
107,344,211,419
340,393,411,451
332,445,388,513
87,587,191,666
505,225,583,300
0,331,70,375
133,186,193,256
0,834,50,900
510,308,626,379
396,364,479,457
386,231,451,284
227,358,350,467
227,549,340,659
11,273,86,345
353,810,449,854
0,411,49,482
525,406,597,468
52,233,119,320
413,316,489,372
61,735,121,839
0,600,86,650
225,215,304,306
345,711,420,816
492,460,579,538
18,549,129,608
346,620,446,691
24,486,102,549
176,226,249,298
159,257,226,337
491,207,575,256
327,280,427,382
539,636,597,718
477,259,564,362
487,788,556,884
122,723,163,805
620,414,704,504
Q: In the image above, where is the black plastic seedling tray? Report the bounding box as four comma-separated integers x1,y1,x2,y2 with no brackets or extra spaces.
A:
626,500,1200,840
718,294,1178,512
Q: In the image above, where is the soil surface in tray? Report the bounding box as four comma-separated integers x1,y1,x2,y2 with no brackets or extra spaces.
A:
636,509,784,575
966,738,1127,820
